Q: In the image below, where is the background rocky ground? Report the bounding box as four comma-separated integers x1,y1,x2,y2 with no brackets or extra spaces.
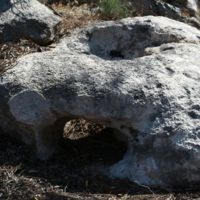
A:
0,1,200,199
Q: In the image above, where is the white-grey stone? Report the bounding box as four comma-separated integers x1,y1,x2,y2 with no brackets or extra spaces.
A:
0,16,200,188
0,0,61,44
131,0,200,28
187,0,199,14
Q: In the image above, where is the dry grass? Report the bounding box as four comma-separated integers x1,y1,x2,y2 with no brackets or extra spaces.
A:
0,40,53,74
51,3,100,39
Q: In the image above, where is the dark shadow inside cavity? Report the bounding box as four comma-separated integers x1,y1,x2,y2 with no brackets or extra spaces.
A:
109,50,125,59
61,118,127,165
35,117,127,165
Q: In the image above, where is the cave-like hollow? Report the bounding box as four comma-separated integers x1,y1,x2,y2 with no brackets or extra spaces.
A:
51,118,129,167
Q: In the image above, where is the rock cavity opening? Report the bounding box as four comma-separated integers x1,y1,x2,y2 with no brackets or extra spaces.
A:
88,23,179,60
62,119,128,165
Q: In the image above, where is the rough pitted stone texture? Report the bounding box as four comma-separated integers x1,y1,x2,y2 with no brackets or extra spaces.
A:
132,0,200,28
0,0,61,44
0,16,200,188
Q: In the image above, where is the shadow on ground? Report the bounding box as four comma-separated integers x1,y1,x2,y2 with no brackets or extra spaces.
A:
0,128,199,200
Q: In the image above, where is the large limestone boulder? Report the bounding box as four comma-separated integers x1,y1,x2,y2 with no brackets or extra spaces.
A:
0,16,200,188
132,0,200,28
0,0,61,45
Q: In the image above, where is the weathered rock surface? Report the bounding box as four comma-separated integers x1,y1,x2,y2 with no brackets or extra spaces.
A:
0,0,61,44
132,0,200,28
0,16,200,188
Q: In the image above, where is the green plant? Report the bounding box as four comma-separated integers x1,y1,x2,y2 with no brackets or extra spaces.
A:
99,0,131,20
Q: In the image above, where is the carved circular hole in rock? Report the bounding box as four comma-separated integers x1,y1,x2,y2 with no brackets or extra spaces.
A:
88,24,158,60
62,119,127,165
87,20,186,60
